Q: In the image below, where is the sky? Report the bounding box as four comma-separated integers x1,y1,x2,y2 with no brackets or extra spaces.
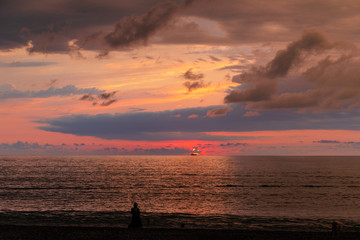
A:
1,0,360,155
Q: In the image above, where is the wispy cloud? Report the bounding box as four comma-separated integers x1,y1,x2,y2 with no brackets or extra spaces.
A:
79,91,118,106
182,68,210,92
0,84,104,100
206,107,233,117
0,61,57,67
313,140,341,144
183,68,204,80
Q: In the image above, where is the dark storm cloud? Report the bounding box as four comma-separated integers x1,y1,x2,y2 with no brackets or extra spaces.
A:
183,0,197,7
225,81,276,103
36,104,360,141
225,30,332,103
0,84,104,99
104,1,179,48
1,0,202,53
2,0,360,52
183,0,360,44
225,30,360,111
154,20,227,45
264,30,331,78
0,0,182,52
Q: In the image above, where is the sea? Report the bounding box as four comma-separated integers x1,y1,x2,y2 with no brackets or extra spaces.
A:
1,155,360,231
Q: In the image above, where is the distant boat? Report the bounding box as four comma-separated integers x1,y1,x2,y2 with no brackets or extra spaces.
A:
190,147,200,156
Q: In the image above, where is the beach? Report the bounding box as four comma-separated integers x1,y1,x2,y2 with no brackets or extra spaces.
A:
1,225,358,240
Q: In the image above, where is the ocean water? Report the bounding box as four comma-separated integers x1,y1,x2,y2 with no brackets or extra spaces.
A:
1,155,360,231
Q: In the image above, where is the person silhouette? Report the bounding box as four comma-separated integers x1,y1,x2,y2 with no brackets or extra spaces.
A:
128,202,143,228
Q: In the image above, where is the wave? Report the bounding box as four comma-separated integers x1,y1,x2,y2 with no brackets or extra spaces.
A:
259,185,282,188
216,185,245,188
301,185,333,188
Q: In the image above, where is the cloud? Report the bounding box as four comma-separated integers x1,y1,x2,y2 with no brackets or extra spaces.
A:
98,91,117,100
264,29,331,78
182,68,210,92
80,91,118,106
133,147,190,155
36,104,360,141
0,140,192,155
2,0,360,53
206,107,233,117
218,65,246,72
185,0,360,44
187,114,199,118
243,111,260,117
1,1,191,53
0,141,66,154
0,141,45,150
313,140,341,144
104,1,179,49
152,17,228,45
183,68,204,80
100,99,117,106
344,142,360,145
220,142,247,147
313,140,360,146
183,80,209,92
0,84,104,100
80,94,97,101
0,61,57,67
128,107,146,113
225,81,276,103
47,79,58,87
209,55,221,62
224,30,360,111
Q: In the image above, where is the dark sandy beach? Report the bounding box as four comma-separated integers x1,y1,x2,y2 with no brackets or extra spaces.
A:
0,225,358,240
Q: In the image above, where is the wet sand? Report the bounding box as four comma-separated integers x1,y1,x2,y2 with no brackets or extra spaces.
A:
0,225,357,240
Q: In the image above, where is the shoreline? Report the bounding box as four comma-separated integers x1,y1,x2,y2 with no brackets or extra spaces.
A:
1,225,358,240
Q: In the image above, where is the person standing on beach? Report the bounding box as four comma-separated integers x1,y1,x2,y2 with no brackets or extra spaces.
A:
128,202,143,228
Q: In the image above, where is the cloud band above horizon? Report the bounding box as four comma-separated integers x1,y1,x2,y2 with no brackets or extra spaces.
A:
36,105,360,141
